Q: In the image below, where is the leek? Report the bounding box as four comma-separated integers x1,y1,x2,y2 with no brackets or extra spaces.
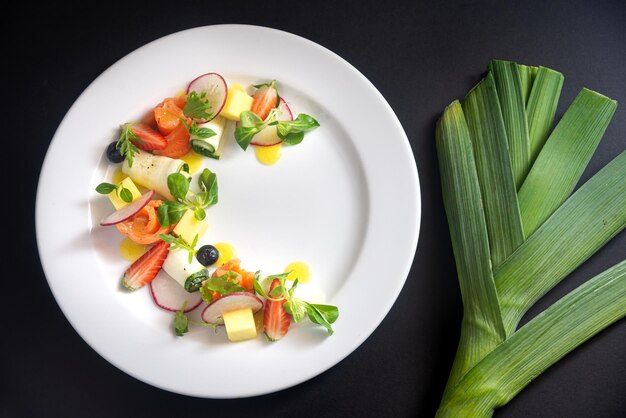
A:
497,150,626,334
519,88,617,236
437,260,626,418
526,66,564,163
489,60,531,188
462,73,524,267
436,60,625,416
436,101,506,394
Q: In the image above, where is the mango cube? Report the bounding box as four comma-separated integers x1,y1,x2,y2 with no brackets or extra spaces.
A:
220,85,253,121
173,209,208,244
223,308,258,342
108,177,142,209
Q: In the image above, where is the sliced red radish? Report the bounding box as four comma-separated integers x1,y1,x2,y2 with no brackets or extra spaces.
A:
99,190,155,226
250,98,294,146
150,272,203,313
201,292,264,324
186,72,227,122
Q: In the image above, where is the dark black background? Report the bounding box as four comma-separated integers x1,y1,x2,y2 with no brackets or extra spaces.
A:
4,1,625,417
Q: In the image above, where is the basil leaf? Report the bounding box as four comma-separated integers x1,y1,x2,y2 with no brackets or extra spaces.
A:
95,183,117,194
303,302,335,335
240,111,263,127
195,127,216,139
234,126,259,151
276,114,320,145
309,304,339,324
198,168,218,205
119,187,133,203
167,173,190,201
281,131,305,145
158,201,188,227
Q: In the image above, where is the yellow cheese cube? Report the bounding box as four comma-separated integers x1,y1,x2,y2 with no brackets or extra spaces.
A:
173,209,208,244
223,308,258,342
220,86,253,121
107,177,142,210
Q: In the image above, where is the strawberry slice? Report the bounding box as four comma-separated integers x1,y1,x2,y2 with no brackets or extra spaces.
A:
250,81,279,121
153,122,191,158
263,278,291,341
130,123,168,151
122,240,170,290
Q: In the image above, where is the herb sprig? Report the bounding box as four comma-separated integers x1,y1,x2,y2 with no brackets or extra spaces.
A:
254,273,339,335
181,119,216,141
157,168,219,227
234,108,320,150
173,301,218,337
95,182,133,203
199,271,246,305
183,91,213,120
116,123,140,167
159,233,199,263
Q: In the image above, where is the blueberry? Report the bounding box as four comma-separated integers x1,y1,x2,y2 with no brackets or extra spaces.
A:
196,245,219,266
106,141,124,163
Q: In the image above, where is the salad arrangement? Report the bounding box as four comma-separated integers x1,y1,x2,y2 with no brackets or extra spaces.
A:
94,72,337,343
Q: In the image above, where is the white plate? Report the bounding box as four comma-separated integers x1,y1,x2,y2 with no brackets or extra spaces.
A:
36,25,420,398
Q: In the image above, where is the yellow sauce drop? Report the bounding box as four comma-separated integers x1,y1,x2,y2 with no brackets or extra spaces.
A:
180,151,204,174
214,242,236,266
253,143,282,165
284,261,311,283
119,237,150,262
112,167,126,184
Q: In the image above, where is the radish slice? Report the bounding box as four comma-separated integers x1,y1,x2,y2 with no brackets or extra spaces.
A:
150,272,203,313
186,72,228,122
99,190,155,226
201,292,264,324
250,98,294,146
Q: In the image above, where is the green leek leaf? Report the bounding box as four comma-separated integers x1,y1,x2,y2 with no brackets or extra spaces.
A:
496,150,626,334
437,259,626,418
519,88,617,236
526,67,564,163
463,73,525,267
489,60,531,189
436,101,506,394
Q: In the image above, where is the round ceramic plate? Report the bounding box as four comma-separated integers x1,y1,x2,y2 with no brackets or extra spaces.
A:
36,24,420,398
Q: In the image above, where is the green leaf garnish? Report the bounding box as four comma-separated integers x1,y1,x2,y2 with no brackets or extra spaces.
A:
183,91,213,120
181,119,217,140
198,168,218,205
116,123,140,167
157,200,188,228
173,301,189,336
95,182,117,194
159,233,199,263
254,273,338,335
96,182,133,203
234,109,319,150
119,187,133,203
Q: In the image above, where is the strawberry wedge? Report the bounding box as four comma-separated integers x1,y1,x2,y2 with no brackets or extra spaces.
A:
250,81,279,121
130,123,168,151
122,240,170,290
263,279,291,341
